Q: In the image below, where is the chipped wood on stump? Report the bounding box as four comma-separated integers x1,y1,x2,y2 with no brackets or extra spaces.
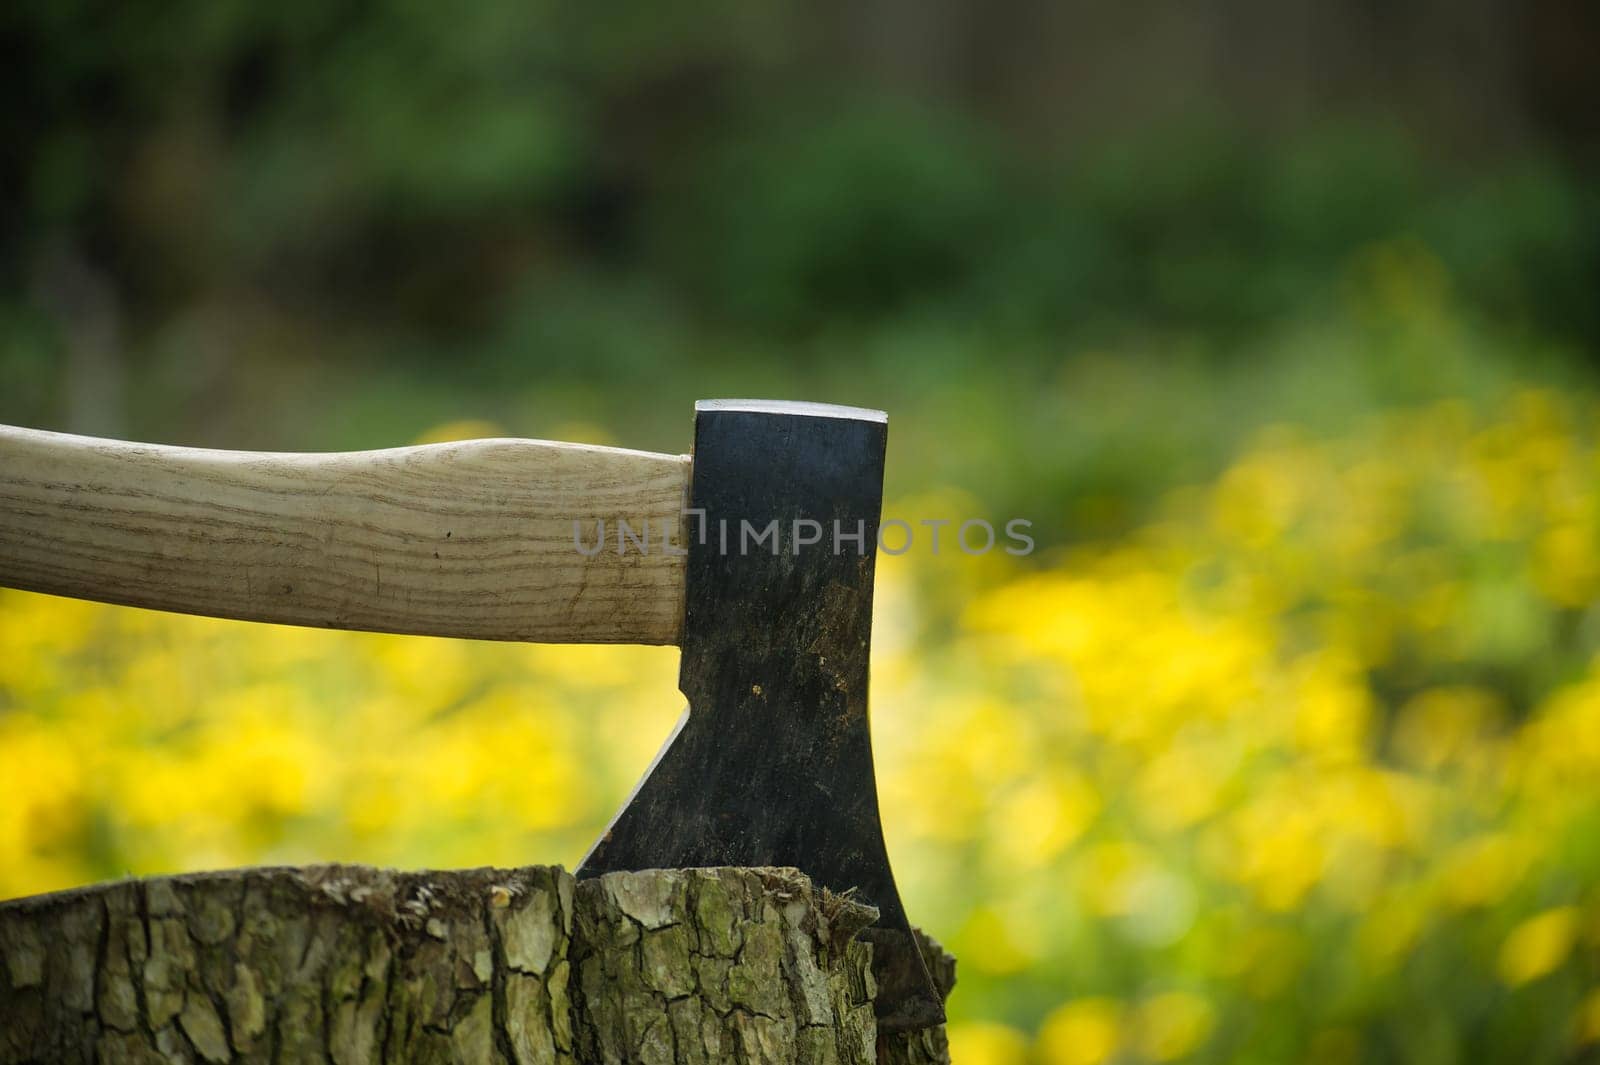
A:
0,866,954,1065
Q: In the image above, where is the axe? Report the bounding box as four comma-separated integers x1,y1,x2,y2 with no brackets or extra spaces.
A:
0,399,945,1030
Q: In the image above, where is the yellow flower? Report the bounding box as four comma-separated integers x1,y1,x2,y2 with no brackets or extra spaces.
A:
1037,998,1122,1065
991,773,1099,868
411,419,505,444
1134,745,1227,831
1436,834,1533,910
1207,435,1315,551
1499,907,1581,987
1221,796,1325,911
1391,687,1505,771
1533,522,1600,608
1132,992,1215,1061
1287,650,1374,762
946,1022,1028,1065
959,905,1039,976
1358,896,1426,976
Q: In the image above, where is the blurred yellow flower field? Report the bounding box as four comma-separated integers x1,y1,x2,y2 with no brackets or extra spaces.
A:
4,388,1600,1061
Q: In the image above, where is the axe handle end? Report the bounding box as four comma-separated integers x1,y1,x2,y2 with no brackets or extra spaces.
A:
0,424,689,644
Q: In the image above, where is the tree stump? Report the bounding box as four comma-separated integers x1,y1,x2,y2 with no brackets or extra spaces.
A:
0,866,953,1065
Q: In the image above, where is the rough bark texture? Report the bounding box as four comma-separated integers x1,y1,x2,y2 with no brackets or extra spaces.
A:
0,866,953,1065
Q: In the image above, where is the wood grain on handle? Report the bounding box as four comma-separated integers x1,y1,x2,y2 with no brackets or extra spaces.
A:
0,425,691,643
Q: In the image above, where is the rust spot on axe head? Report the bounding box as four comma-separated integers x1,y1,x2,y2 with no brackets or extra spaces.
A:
576,399,944,1031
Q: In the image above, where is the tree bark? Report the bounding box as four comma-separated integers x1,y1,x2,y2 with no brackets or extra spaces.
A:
0,866,953,1065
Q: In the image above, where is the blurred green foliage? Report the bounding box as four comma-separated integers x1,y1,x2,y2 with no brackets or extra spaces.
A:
3,0,1596,544
5,0,1597,364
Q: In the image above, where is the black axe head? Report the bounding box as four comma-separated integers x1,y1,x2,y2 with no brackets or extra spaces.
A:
576,399,945,1031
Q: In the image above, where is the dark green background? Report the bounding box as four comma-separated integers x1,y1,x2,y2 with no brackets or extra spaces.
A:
3,0,1596,542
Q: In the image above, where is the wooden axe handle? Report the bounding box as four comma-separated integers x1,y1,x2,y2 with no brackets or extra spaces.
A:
0,424,690,644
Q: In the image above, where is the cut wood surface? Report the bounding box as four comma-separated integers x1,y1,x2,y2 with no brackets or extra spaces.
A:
0,426,690,643
0,865,954,1065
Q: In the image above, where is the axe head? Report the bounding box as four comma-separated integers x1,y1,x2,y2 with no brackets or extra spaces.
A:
576,399,944,1031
